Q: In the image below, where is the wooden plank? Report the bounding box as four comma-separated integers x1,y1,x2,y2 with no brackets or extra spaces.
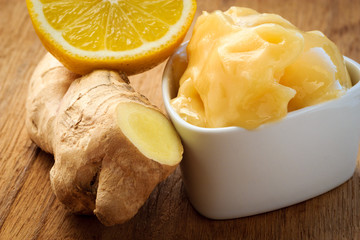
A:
0,152,55,239
0,0,46,230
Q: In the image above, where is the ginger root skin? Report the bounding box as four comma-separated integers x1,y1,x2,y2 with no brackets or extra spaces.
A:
26,53,183,226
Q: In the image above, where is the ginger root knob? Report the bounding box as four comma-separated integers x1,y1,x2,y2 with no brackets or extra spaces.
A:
25,53,183,226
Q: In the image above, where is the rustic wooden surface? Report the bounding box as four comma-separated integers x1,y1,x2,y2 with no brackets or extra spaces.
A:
1,0,360,239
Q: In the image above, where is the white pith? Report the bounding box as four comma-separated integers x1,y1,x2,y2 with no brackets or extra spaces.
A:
31,0,193,58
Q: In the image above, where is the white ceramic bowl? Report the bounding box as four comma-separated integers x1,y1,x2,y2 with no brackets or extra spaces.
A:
162,43,360,220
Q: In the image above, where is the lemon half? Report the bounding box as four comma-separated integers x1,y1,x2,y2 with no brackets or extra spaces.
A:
26,0,197,75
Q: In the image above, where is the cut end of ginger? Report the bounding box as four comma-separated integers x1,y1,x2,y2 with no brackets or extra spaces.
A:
116,102,183,166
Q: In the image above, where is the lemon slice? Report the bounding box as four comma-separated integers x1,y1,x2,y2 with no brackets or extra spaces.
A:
26,0,197,75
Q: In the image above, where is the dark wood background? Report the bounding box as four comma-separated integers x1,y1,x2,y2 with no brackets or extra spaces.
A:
1,0,360,239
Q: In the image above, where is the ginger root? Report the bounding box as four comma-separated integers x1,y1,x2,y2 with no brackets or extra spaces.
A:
25,53,183,226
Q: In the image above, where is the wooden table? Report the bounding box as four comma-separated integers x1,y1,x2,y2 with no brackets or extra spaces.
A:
1,0,360,239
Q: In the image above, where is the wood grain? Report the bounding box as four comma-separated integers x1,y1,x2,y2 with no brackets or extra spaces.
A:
1,0,360,239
